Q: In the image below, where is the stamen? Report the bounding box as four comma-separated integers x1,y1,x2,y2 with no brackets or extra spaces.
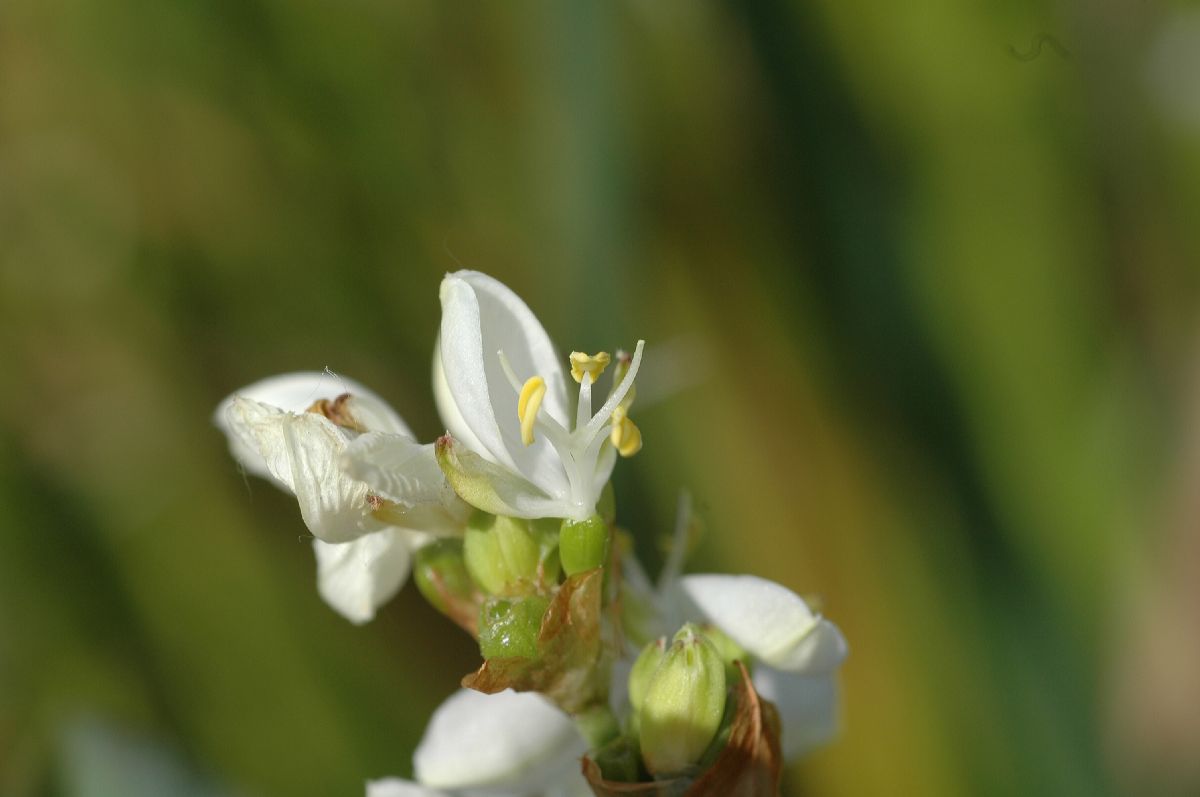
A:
610,406,643,457
498,349,569,439
576,371,593,431
518,376,547,446
569,351,611,384
497,350,524,393
585,340,645,439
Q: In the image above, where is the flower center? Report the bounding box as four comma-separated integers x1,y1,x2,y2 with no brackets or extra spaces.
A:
496,341,645,518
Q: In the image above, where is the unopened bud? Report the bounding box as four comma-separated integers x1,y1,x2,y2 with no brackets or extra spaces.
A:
463,511,540,596
559,514,610,576
413,538,475,616
628,637,667,715
638,624,727,777
477,595,549,660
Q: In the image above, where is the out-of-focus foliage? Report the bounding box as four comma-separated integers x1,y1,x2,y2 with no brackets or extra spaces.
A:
2,1,1198,795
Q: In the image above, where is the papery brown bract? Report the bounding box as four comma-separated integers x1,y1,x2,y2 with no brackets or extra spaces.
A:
462,569,609,713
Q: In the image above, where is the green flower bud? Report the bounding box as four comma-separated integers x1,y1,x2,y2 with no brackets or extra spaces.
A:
627,637,667,714
413,538,475,615
559,514,610,576
477,595,549,660
463,511,540,596
638,623,727,777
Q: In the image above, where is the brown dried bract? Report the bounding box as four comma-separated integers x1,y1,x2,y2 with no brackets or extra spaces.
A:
582,663,782,797
306,393,367,433
462,569,607,714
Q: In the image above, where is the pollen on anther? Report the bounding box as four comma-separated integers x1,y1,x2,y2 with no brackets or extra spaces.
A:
610,405,643,457
569,351,611,384
518,376,547,446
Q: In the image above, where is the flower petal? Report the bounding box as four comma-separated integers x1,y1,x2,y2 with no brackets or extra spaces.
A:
438,272,570,498
224,397,376,543
365,778,448,797
669,575,848,673
435,435,566,519
752,669,840,760
215,372,411,480
414,689,586,795
313,530,413,624
433,337,491,455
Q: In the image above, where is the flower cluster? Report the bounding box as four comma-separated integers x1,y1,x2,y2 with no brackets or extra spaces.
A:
215,271,848,796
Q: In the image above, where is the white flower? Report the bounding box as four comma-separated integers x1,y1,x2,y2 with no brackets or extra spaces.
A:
433,271,644,522
365,689,589,797
663,573,847,760
214,372,468,623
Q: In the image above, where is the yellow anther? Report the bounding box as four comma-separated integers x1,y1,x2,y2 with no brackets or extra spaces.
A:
610,405,643,458
570,351,612,384
517,376,547,446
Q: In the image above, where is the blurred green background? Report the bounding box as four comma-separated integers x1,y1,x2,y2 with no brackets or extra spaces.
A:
3,1,1200,795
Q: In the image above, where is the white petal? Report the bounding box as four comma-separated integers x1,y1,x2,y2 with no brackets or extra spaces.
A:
438,272,570,498
366,778,448,797
313,530,413,624
670,574,848,673
414,689,585,795
225,397,376,543
215,372,411,479
433,337,490,456
341,434,449,507
752,669,839,760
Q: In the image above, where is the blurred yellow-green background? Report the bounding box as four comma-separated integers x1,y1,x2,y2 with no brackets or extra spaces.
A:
4,1,1200,795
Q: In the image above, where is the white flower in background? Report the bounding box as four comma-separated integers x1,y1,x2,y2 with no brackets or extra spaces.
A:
665,574,847,760
433,271,644,522
365,689,589,797
616,495,848,761
214,372,469,623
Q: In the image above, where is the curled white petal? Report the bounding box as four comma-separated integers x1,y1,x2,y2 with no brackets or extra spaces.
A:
224,397,375,543
669,574,848,673
365,779,448,797
438,271,570,499
313,530,414,624
215,371,411,479
753,668,840,760
342,433,472,535
414,689,585,794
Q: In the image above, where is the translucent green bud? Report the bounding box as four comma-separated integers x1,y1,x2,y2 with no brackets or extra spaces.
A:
639,623,727,777
413,538,474,615
463,511,540,596
477,595,549,660
559,514,610,576
628,637,667,714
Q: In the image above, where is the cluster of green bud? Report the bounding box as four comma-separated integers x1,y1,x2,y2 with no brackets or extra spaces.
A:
415,506,621,666
628,624,732,777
